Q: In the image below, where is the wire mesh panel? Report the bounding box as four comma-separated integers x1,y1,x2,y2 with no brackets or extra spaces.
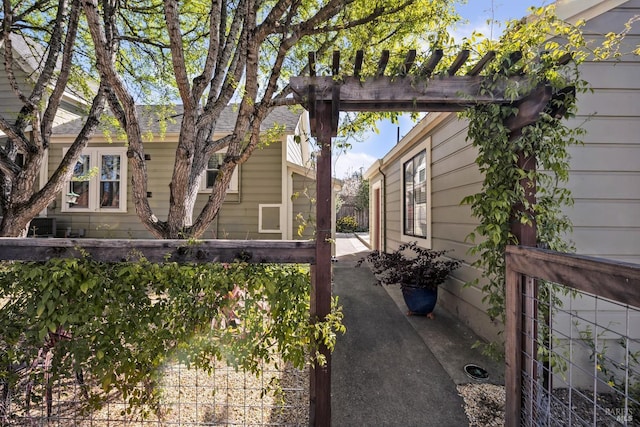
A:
521,285,640,426
2,359,308,426
505,246,640,427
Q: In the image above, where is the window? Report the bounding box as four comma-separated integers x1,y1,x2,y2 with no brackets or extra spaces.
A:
199,152,239,193
401,138,431,246
62,148,127,213
259,204,282,233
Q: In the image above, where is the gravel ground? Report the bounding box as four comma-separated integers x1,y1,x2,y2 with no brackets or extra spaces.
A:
458,383,506,427
458,383,640,426
92,360,309,426
9,359,309,426
14,357,636,426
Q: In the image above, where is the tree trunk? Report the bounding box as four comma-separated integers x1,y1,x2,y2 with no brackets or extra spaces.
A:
0,211,30,237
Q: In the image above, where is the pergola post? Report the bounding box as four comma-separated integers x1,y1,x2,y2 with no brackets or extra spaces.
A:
309,101,334,427
505,126,539,427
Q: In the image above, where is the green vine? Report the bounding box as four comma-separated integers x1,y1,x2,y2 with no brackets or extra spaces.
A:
578,323,640,415
0,256,344,420
460,5,629,355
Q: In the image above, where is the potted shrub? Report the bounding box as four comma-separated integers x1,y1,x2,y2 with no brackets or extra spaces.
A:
357,242,461,318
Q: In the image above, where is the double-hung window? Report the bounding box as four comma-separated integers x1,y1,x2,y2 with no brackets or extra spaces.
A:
401,139,431,246
199,151,239,193
62,147,127,213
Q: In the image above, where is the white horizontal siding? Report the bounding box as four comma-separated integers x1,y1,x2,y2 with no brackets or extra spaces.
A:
567,145,640,171
566,117,640,144
568,172,640,199
577,89,640,117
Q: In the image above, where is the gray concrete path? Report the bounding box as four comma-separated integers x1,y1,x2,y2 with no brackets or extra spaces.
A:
331,236,471,426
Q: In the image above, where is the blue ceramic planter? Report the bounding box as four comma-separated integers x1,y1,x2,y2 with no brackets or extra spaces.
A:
401,286,438,316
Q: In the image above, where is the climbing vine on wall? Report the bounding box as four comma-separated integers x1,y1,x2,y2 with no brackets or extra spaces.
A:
460,5,630,354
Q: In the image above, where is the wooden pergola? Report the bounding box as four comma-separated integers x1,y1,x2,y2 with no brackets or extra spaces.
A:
289,49,567,426
0,48,570,426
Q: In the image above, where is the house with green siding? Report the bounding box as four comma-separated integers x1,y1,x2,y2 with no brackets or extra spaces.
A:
43,105,322,240
1,34,330,241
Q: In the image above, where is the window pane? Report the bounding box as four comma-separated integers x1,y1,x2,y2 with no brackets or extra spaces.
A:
69,181,89,208
68,155,90,209
403,150,427,238
415,152,426,185
101,155,120,180
99,155,121,208
73,155,91,177
205,154,225,189
415,202,427,237
206,170,218,188
208,154,223,169
404,161,414,236
100,182,120,208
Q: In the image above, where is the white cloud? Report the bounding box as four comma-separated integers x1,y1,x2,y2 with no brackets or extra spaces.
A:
333,151,377,179
451,20,496,43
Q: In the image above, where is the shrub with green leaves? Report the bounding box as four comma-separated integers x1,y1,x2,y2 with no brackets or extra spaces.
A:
336,216,358,233
0,256,344,420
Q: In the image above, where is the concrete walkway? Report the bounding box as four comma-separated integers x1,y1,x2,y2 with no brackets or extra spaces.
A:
331,235,503,426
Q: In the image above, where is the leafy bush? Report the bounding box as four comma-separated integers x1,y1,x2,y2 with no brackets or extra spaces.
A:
0,257,344,420
358,242,460,291
336,216,358,233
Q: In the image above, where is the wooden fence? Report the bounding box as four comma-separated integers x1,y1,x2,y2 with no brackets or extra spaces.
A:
0,237,322,426
0,238,315,264
505,246,640,426
336,204,368,230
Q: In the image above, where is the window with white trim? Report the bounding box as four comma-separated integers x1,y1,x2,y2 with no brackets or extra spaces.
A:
199,152,239,193
62,147,127,213
401,138,431,246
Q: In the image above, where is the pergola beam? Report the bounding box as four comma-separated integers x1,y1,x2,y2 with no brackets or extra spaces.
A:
467,51,496,76
290,75,538,113
399,49,417,76
353,50,364,78
376,50,390,76
419,48,443,77
447,49,470,75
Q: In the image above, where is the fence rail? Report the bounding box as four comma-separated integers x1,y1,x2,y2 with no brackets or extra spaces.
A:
0,238,318,426
0,238,316,264
505,246,640,426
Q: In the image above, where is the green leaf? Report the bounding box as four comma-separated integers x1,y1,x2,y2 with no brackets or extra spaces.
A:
38,326,48,341
48,321,57,333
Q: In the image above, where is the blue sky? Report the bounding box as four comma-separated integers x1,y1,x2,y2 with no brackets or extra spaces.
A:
334,0,549,178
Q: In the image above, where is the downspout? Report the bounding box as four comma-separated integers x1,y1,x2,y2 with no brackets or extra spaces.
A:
378,165,387,253
376,126,401,253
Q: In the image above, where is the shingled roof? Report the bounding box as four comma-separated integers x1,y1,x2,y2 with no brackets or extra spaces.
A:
52,104,302,136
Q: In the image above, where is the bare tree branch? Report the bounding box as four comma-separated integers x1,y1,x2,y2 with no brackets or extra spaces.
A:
163,0,193,108
41,0,81,147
